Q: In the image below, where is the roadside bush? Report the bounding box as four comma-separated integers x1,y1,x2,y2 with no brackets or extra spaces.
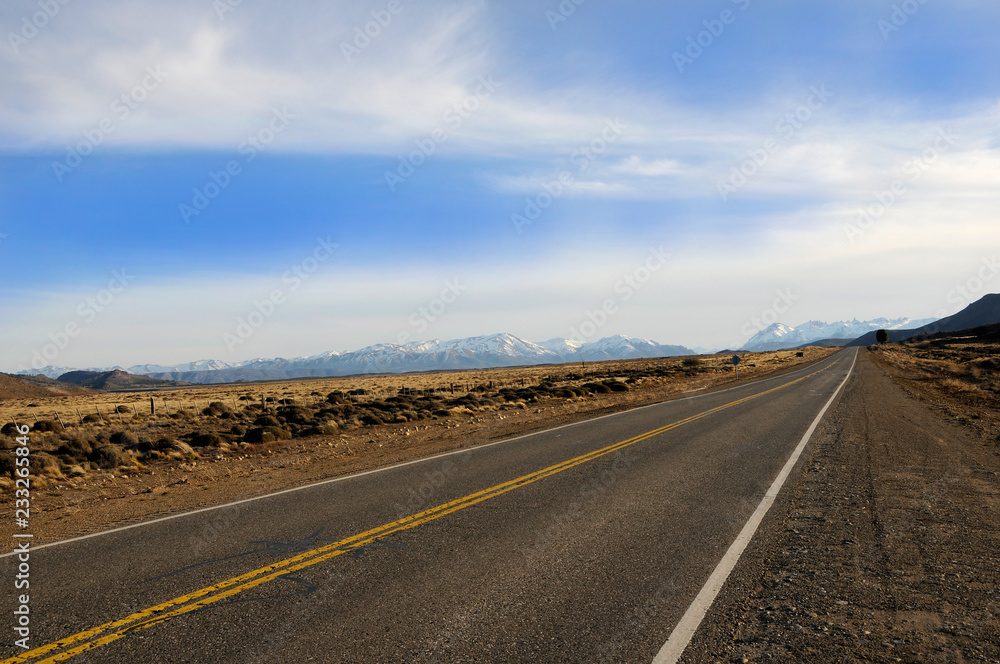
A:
30,451,63,477
1,423,20,437
582,382,611,394
33,420,61,433
203,401,235,418
82,413,103,424
56,438,93,461
603,381,629,392
0,453,14,477
254,414,282,427
300,423,339,437
360,413,385,426
189,432,226,448
89,444,134,469
244,427,292,444
109,430,140,447
278,406,314,425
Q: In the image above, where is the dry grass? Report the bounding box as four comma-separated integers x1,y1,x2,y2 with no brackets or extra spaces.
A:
870,335,1000,442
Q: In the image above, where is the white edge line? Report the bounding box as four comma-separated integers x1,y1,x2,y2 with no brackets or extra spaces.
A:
2,352,845,558
651,347,858,664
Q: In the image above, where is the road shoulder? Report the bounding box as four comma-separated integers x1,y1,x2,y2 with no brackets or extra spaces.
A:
680,349,1000,663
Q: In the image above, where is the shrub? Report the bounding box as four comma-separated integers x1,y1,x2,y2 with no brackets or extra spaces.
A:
82,414,103,424
0,453,14,477
278,406,314,425
244,427,291,444
254,414,282,427
582,382,612,394
30,451,63,477
89,444,133,469
360,413,384,426
33,420,61,433
604,381,629,392
203,401,235,418
109,430,140,447
57,438,93,460
1,423,20,438
682,358,701,368
300,423,339,437
189,432,226,448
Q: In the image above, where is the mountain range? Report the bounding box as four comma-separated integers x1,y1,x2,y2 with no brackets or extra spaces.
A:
16,294,1000,386
19,334,695,385
739,317,937,352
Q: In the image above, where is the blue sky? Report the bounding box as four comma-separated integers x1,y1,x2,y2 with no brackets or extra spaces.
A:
1,0,999,371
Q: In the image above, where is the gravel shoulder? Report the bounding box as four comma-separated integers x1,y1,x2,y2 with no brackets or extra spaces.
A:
681,349,1000,663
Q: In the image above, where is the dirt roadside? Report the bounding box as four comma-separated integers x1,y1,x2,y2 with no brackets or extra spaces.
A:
681,349,1000,663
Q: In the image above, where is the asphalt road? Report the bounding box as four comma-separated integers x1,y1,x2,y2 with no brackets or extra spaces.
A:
2,349,857,664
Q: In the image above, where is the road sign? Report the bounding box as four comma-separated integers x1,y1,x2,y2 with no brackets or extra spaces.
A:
731,355,741,365
732,354,741,378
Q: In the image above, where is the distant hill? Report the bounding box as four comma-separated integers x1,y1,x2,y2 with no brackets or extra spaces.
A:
848,293,1000,346
0,373,92,399
56,369,186,391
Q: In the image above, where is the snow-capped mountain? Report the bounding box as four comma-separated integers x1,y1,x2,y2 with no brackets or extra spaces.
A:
18,333,693,384
543,334,692,362
740,317,937,352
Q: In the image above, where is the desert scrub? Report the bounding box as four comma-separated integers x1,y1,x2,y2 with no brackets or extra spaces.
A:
244,426,292,444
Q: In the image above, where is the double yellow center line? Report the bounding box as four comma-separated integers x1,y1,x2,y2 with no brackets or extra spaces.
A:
5,361,832,664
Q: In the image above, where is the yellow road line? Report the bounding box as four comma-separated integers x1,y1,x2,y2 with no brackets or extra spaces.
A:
4,360,835,664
